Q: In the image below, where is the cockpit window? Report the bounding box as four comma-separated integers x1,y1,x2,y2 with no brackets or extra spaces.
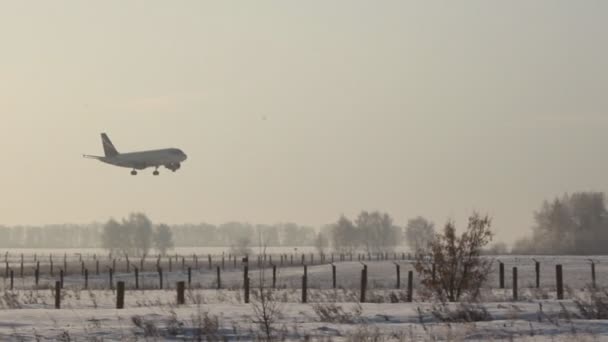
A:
170,149,183,155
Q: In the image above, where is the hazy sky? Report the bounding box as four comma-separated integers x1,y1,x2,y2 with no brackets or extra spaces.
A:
1,1,607,244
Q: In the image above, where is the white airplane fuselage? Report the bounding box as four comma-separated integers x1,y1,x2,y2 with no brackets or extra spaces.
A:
85,133,187,175
100,149,187,170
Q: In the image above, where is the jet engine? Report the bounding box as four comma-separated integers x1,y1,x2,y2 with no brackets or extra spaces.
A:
164,163,181,172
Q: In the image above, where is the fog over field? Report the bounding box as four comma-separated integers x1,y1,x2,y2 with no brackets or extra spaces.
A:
1,1,608,247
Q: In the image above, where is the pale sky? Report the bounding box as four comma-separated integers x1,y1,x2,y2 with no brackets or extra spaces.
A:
1,1,607,244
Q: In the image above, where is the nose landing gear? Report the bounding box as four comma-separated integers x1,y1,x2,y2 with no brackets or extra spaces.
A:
153,170,160,176
131,170,138,176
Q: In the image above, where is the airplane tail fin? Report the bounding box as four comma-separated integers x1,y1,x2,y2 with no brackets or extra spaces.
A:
101,133,119,157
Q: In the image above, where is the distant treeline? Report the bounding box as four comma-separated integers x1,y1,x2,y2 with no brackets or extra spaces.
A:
513,191,608,255
0,222,318,248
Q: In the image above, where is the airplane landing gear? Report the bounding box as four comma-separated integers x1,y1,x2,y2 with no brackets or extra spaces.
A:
131,170,138,176
153,170,159,176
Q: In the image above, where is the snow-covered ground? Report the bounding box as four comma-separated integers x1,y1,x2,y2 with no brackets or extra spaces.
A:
1,255,608,341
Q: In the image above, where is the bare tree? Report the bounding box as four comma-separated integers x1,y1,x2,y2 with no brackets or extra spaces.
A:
251,239,282,341
126,213,153,258
514,192,608,255
415,213,493,302
230,236,252,256
153,224,174,256
330,216,359,254
355,211,401,253
314,231,329,255
101,218,131,255
405,216,435,253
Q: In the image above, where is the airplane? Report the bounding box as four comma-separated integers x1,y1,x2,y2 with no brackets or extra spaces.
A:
83,133,187,175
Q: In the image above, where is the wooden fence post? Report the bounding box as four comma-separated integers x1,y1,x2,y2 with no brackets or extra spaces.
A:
109,268,114,289
395,263,401,289
116,281,125,309
302,267,308,303
407,270,413,302
60,269,64,289
188,267,192,287
55,281,61,309
9,269,13,290
84,269,88,289
360,264,367,303
556,264,564,300
499,261,505,289
590,260,596,289
216,266,221,289
244,276,250,304
535,260,540,288
272,264,277,289
332,264,337,289
244,264,249,303
512,267,518,301
177,281,185,305
135,267,139,290
35,265,40,287
158,267,163,289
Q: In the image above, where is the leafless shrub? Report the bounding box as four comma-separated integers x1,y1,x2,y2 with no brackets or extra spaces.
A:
311,303,362,324
251,245,283,341
573,287,608,319
2,291,22,309
131,315,159,337
57,330,72,342
531,287,550,300
252,288,283,341
190,304,221,341
165,311,185,337
430,302,493,323
187,288,204,305
559,303,578,322
415,213,493,302
345,325,385,342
